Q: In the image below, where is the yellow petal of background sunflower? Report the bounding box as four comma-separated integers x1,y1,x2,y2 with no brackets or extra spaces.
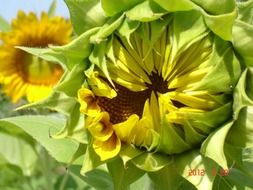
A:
0,10,72,103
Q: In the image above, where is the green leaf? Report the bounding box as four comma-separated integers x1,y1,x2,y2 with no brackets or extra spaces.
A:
126,0,167,22
183,120,207,146
0,117,35,147
81,145,105,174
175,150,218,190
18,27,99,70
119,145,143,165
148,164,197,190
0,116,79,163
153,0,195,12
158,117,191,154
226,106,253,148
48,0,57,17
64,0,107,34
171,10,208,57
117,19,140,39
70,165,113,190
130,174,155,190
191,0,235,14
17,90,88,144
51,27,100,69
69,170,96,190
185,103,232,135
90,14,124,43
89,41,113,85
68,144,86,166
237,0,253,25
53,101,88,144
242,147,253,168
224,144,253,179
132,152,172,172
225,101,253,173
17,92,77,116
101,0,144,16
107,158,145,190
16,46,66,69
202,8,236,41
232,21,253,66
154,0,236,40
233,69,253,118
245,68,253,101
0,132,37,175
0,158,23,187
213,168,253,190
191,0,236,40
0,15,10,32
55,62,87,97
201,121,234,169
194,36,241,93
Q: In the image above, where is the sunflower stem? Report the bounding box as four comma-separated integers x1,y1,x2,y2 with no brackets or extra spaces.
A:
59,172,69,190
25,176,35,190
40,148,55,190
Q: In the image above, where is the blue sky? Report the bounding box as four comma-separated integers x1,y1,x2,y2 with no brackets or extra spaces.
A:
0,0,69,21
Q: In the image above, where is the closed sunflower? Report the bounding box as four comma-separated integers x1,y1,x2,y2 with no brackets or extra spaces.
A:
24,0,253,189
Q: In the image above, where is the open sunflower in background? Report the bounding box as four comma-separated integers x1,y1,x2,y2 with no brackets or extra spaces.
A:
0,11,72,103
15,0,253,189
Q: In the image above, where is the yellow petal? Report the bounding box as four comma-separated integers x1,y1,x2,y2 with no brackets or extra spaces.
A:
93,133,121,161
131,117,150,146
168,67,210,89
86,71,117,98
112,38,151,83
158,93,177,114
165,106,204,125
165,111,185,125
141,92,159,131
167,91,218,110
86,112,113,142
78,88,100,116
113,114,139,142
131,117,160,150
154,29,167,75
105,67,147,91
26,85,52,102
149,91,160,132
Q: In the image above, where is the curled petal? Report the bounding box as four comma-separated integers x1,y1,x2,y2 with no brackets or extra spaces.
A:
86,112,114,142
86,71,117,98
78,88,100,116
133,117,160,151
113,114,139,143
93,133,121,161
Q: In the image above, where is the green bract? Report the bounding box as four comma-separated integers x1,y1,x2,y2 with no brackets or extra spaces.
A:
10,0,253,189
